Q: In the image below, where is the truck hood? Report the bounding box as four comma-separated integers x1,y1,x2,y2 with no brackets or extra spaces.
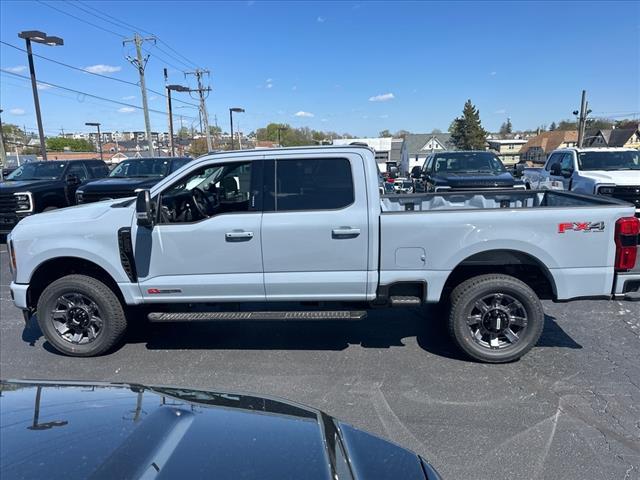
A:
0,380,438,480
14,197,128,228
79,176,163,194
0,179,63,193
577,170,640,185
433,171,515,188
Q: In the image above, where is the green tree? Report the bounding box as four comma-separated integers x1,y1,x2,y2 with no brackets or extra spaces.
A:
556,120,577,131
499,118,513,136
394,130,411,139
189,138,208,156
209,125,222,136
549,121,557,131
177,126,190,138
429,128,442,134
449,100,488,150
46,137,94,152
379,129,393,138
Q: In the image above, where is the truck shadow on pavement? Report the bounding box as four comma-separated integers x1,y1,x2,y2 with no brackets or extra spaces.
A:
25,307,581,360
136,307,582,361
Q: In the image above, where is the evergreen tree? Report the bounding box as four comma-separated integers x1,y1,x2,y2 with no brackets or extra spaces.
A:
549,121,557,131
499,118,513,136
449,100,488,150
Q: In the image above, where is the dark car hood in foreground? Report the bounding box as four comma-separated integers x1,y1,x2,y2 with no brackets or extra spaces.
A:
433,171,516,188
0,179,63,193
0,380,440,480
79,176,163,194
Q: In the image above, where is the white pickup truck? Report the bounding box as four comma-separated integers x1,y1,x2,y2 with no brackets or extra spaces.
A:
7,146,640,362
522,148,640,216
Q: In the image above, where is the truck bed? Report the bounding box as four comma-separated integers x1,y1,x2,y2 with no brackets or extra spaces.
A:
380,189,628,212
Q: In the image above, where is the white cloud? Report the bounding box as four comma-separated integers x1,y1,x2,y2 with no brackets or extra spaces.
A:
266,83,273,89
317,16,325,23
84,64,122,74
6,65,26,73
494,109,507,114
122,95,136,100
294,111,314,118
379,114,389,119
266,78,273,82
490,71,497,76
321,118,328,122
118,107,136,113
368,92,395,102
9,108,25,115
36,82,53,90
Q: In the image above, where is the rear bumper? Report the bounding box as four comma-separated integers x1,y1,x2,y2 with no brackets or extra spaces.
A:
10,282,29,310
613,273,640,300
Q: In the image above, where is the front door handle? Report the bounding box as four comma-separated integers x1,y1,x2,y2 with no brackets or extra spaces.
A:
332,227,360,239
225,230,254,242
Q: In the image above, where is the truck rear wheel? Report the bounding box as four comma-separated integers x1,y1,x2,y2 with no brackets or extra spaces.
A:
36,274,127,357
448,274,544,363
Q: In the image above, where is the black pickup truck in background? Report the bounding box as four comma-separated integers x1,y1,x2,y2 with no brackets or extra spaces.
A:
0,159,109,233
411,151,525,192
76,157,192,204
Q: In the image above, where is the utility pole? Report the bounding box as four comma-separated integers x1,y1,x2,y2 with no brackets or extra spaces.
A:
574,90,591,148
185,69,212,152
124,33,156,156
0,109,6,180
164,68,172,157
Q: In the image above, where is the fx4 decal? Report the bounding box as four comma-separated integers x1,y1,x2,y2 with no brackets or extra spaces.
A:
558,221,605,234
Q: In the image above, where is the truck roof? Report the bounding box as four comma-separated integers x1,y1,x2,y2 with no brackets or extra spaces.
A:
553,147,638,153
204,144,377,157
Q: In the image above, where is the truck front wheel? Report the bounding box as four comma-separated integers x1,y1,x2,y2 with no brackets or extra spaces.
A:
36,274,127,357
448,274,544,363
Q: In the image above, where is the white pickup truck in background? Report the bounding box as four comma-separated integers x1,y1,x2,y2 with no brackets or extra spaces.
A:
522,148,640,216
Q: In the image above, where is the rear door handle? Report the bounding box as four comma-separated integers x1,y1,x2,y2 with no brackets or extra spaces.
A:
332,227,360,239
225,230,254,242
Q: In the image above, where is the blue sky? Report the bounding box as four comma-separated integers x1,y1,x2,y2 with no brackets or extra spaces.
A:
1,0,638,137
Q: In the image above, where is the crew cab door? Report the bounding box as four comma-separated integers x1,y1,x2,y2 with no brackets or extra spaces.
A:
133,157,265,302
260,153,370,301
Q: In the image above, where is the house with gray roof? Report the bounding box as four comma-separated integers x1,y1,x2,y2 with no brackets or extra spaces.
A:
585,126,640,149
404,133,454,170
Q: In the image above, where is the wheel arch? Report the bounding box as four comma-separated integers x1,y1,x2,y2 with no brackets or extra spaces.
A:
440,249,557,302
27,256,124,311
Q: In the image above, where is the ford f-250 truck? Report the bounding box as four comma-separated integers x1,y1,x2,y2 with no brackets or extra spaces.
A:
522,148,640,216
7,146,640,362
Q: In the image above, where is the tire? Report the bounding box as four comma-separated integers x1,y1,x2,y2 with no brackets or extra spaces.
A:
448,274,544,363
37,274,127,356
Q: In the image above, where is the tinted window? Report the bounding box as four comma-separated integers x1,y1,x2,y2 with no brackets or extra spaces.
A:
170,158,191,173
6,162,67,180
87,162,109,178
560,153,574,173
577,151,640,171
109,158,171,178
431,152,505,173
545,153,562,171
66,163,89,182
271,158,354,211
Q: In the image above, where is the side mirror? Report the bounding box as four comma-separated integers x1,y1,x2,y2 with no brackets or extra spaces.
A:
550,163,562,176
66,173,81,186
562,169,574,178
411,166,422,179
515,164,525,176
136,190,154,228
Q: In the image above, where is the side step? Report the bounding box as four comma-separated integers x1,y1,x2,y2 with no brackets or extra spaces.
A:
389,296,422,307
148,310,367,322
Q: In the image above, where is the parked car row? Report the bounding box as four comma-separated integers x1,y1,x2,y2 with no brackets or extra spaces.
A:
0,157,191,233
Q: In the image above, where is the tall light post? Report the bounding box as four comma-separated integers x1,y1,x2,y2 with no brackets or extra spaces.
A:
166,85,190,156
18,30,63,161
277,125,288,147
85,122,103,161
229,108,245,150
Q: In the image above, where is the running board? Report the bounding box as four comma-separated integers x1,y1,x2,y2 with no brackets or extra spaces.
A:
148,310,367,322
389,296,422,307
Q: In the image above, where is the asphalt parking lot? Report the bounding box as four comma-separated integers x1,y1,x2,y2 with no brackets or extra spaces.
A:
1,246,639,480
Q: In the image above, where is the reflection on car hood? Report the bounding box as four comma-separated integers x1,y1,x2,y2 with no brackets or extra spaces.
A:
79,177,162,193
0,179,63,193
0,380,439,480
578,170,640,185
433,171,515,187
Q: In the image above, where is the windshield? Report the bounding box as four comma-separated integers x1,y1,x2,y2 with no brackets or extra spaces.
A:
5,162,67,181
109,158,172,178
577,151,640,171
430,152,506,174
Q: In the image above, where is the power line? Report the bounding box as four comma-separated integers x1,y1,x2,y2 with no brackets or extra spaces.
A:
0,41,199,108
1,69,198,120
35,0,125,38
75,0,201,69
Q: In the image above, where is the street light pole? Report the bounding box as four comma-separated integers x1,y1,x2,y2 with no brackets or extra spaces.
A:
85,122,102,161
229,108,245,150
166,85,190,157
277,125,288,147
18,31,64,160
